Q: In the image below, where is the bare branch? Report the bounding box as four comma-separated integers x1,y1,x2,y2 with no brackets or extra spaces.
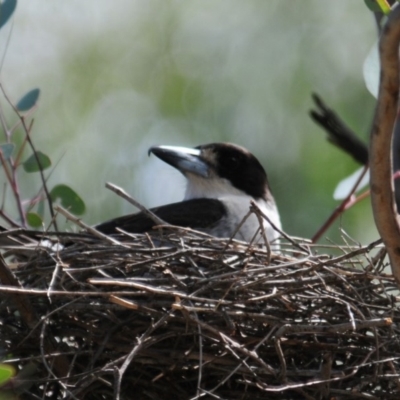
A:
105,182,169,227
369,5,400,285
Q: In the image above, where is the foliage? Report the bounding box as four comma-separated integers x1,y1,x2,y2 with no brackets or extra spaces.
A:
0,1,85,231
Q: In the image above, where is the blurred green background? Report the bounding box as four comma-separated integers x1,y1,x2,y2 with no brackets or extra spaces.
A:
0,0,379,245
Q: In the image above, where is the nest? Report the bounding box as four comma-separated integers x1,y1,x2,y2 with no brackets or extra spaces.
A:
1,226,400,400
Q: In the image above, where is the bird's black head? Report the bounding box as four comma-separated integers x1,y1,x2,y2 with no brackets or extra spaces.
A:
195,143,270,200
149,142,272,201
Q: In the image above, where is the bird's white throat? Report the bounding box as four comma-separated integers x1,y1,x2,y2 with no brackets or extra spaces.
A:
184,174,281,245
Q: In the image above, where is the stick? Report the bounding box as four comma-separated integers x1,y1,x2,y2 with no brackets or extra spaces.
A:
105,182,169,227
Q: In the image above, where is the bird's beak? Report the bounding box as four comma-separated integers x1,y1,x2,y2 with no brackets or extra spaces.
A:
149,145,209,178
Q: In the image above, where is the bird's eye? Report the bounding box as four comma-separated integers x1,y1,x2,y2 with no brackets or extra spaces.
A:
225,155,242,170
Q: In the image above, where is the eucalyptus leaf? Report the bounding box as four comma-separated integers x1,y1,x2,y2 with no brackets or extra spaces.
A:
333,167,370,200
0,143,14,160
0,0,17,30
23,151,51,173
363,41,379,99
16,88,40,112
26,212,43,228
51,184,86,215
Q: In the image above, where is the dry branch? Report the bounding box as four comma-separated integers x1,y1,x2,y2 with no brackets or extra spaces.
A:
370,4,400,284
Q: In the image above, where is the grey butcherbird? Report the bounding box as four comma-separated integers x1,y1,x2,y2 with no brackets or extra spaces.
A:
96,143,281,245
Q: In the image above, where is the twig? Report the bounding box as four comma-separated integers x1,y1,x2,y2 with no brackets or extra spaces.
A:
0,83,28,226
0,136,26,226
21,117,58,230
53,205,123,246
312,165,369,243
221,209,253,253
105,182,169,227
310,93,369,165
275,318,392,338
114,312,171,400
251,205,272,259
89,278,233,305
250,200,309,253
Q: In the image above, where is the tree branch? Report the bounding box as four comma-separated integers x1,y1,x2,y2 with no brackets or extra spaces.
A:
369,4,400,285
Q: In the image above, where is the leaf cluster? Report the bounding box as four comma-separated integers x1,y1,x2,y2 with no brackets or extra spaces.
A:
0,1,85,232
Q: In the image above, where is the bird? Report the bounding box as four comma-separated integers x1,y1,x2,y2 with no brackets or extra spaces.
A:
95,143,281,245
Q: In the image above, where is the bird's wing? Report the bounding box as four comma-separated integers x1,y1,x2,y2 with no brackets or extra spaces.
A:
95,198,227,234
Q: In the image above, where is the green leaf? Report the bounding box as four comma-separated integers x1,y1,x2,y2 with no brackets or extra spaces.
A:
16,88,40,112
26,212,43,228
51,184,86,215
0,143,14,160
23,151,51,172
0,364,15,387
0,0,17,30
364,0,391,14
